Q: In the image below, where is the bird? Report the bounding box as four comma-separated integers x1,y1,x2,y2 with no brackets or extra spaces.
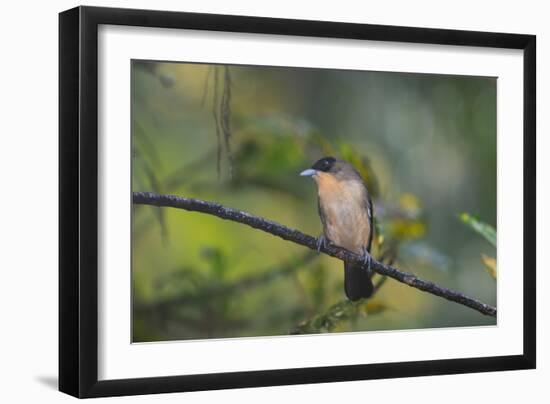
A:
300,157,374,300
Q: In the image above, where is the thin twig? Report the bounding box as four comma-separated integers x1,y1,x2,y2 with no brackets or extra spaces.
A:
132,192,497,318
212,67,222,179
289,296,389,335
290,256,392,334
200,66,212,108
220,66,233,178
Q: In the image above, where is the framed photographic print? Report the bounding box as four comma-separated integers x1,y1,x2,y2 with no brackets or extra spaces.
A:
59,6,536,398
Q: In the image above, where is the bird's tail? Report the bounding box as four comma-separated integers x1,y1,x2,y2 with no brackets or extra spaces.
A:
344,262,374,301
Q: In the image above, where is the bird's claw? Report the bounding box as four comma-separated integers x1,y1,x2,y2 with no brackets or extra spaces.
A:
361,247,372,274
316,235,326,253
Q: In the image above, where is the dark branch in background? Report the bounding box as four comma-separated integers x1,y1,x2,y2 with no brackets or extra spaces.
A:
200,66,212,108
220,66,233,178
132,192,497,318
211,67,222,178
209,66,234,180
135,251,318,313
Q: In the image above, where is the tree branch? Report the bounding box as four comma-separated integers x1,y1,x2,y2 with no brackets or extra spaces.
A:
132,192,497,318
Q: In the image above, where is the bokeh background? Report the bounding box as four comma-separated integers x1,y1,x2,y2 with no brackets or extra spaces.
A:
131,60,497,342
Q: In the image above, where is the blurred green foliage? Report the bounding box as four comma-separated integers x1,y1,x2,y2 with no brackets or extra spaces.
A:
460,212,497,247
460,213,497,280
132,61,497,342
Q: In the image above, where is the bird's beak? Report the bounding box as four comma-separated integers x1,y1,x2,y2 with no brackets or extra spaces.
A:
300,168,317,177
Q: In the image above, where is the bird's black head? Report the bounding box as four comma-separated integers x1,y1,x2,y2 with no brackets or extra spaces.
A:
300,156,361,181
311,157,337,173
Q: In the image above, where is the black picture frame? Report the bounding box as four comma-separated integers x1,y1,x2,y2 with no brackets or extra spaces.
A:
59,5,536,398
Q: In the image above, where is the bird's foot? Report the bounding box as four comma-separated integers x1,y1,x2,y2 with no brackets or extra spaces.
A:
316,235,327,253
361,247,373,275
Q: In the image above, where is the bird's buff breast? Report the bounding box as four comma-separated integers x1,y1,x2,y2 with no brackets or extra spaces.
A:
315,173,370,254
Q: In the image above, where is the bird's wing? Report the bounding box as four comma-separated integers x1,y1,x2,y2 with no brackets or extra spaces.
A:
317,196,328,235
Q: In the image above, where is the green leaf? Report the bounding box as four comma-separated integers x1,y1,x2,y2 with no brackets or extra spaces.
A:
459,213,496,247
